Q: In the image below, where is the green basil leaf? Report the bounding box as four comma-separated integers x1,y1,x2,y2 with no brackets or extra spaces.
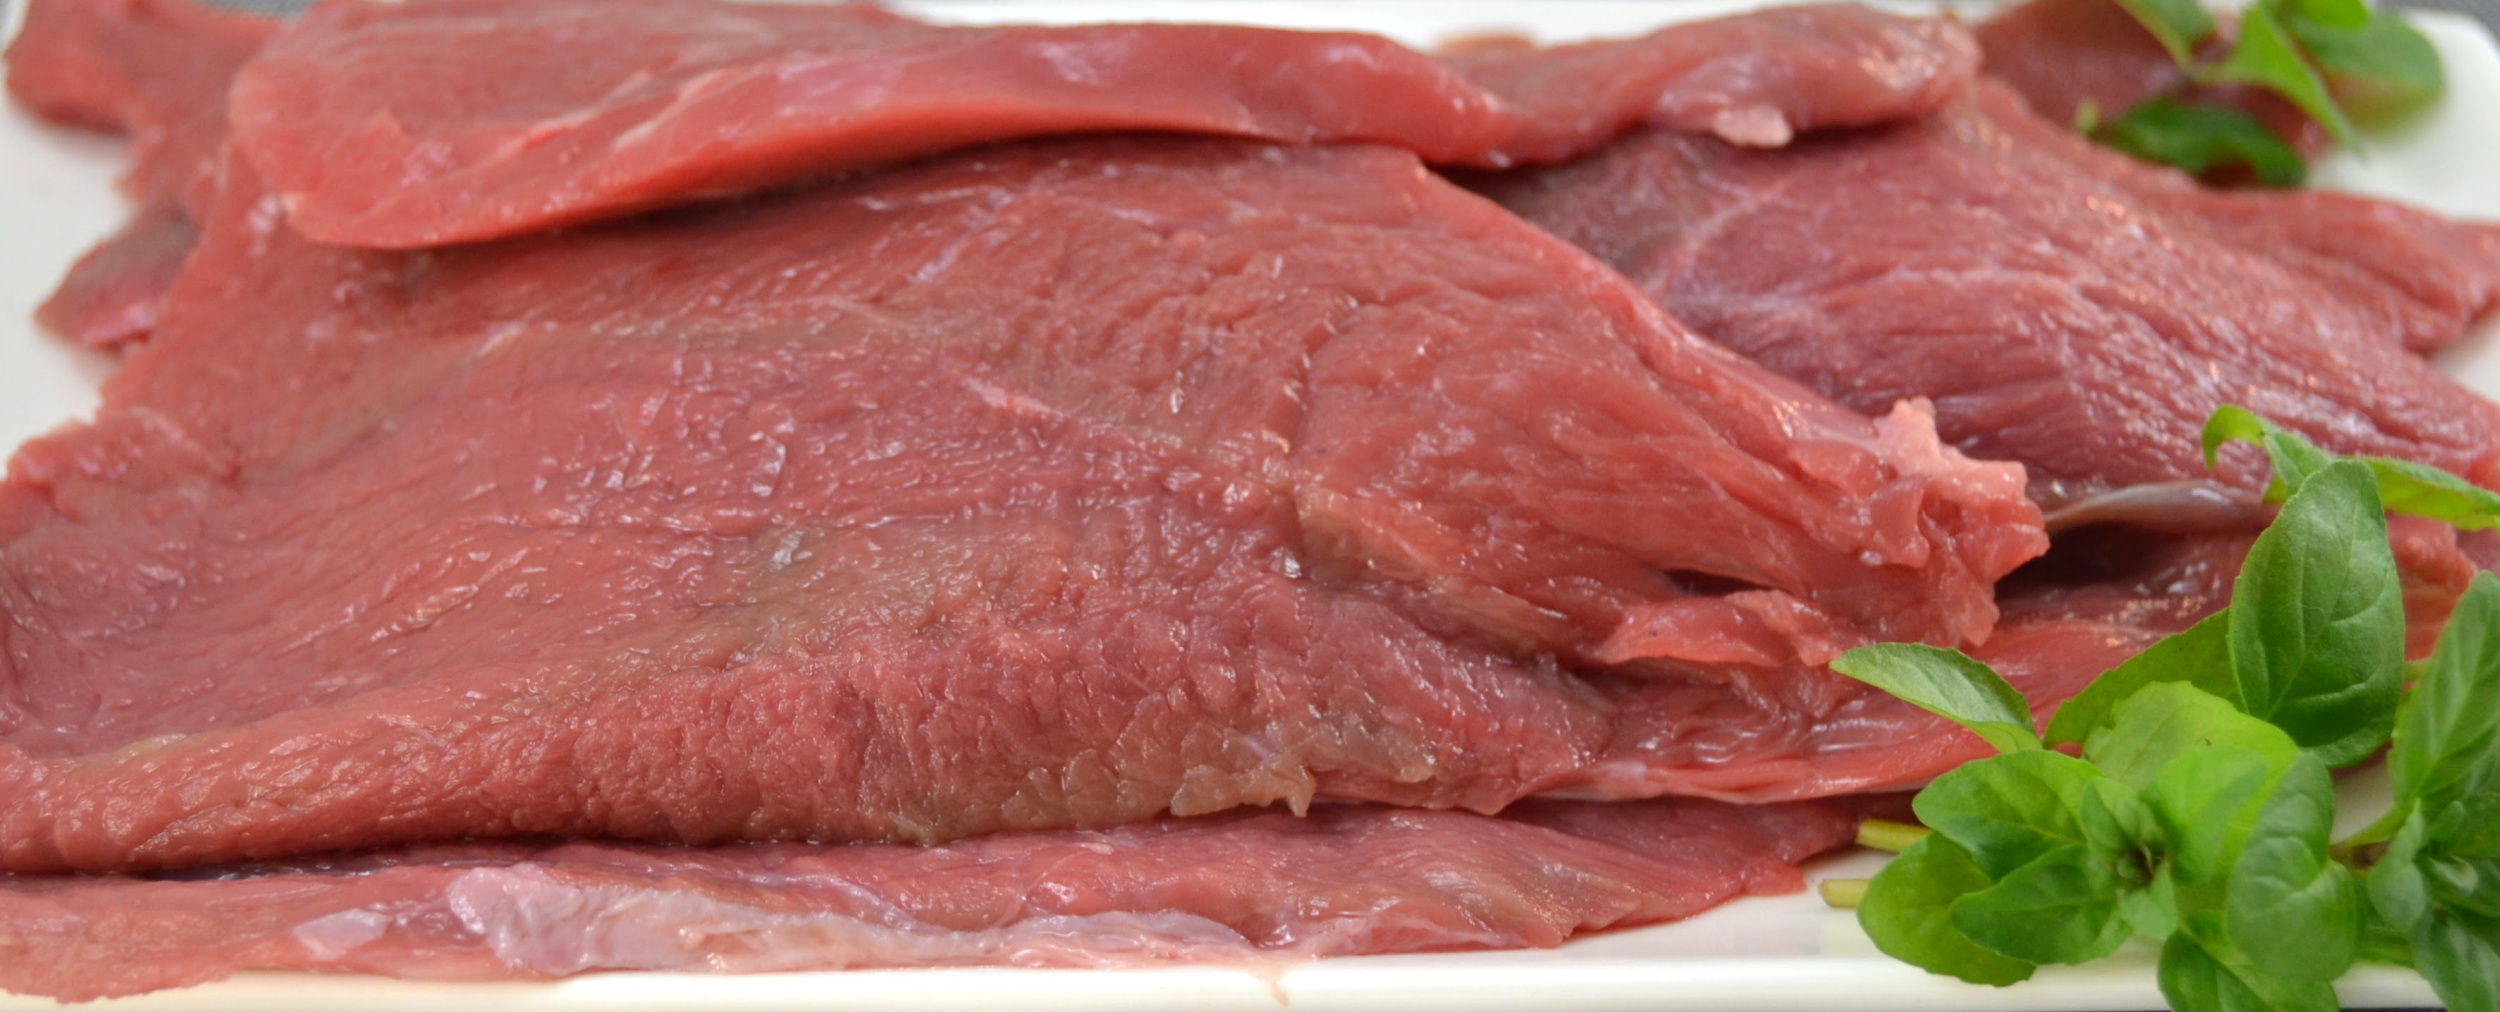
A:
1858,835,2039,986
2361,456,2500,531
2358,908,2415,967
2203,406,2500,528
2097,98,2310,188
1914,750,2099,879
2084,682,2299,791
2432,793,2500,856
2197,4,2360,147
2369,809,2432,926
1830,644,2040,754
2145,743,2277,885
2080,775,2163,866
2158,932,2342,1012
2201,405,2335,499
2421,795,2500,928
2228,459,2405,767
2425,854,2500,919
1950,843,2133,965
2113,0,2221,64
2126,863,2184,940
2393,573,2500,812
2225,754,2361,980
2413,910,2500,1012
2046,610,2234,747
2285,8,2446,118
2280,0,2371,30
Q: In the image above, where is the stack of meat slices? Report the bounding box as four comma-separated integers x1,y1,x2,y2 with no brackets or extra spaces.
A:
2,0,2495,1000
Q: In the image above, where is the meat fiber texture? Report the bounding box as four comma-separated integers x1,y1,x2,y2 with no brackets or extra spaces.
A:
0,124,2048,875
223,0,1978,248
1479,80,2500,512
2,0,274,349
1973,0,2328,159
0,797,1865,1002
1475,70,2500,665
0,0,2070,996
64,0,2448,1002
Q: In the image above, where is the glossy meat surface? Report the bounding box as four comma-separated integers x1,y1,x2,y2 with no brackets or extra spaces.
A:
1481,82,2500,509
226,0,1976,247
0,132,2040,872
0,797,1862,1002
3,0,274,349
1972,0,2325,158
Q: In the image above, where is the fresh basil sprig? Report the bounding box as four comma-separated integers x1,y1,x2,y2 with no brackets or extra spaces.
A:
2362,571,2500,1012
2113,0,2220,63
2097,98,2309,187
2196,2,2359,146
2204,405,2500,530
1830,407,2500,1012
1830,645,2042,754
2224,459,2404,766
2093,0,2444,185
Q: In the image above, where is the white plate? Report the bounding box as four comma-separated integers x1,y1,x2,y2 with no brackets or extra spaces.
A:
2,3,2492,1009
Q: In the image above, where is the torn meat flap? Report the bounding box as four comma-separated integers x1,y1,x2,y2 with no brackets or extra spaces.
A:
0,135,2040,872
225,0,1976,247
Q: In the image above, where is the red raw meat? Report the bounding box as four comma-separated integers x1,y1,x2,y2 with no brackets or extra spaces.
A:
224,0,1977,247
0,131,2041,872
3,0,272,214
30,207,197,350
1973,0,2327,159
4,0,275,350
1974,0,2180,127
0,797,1863,1001
1593,509,2485,804
1560,614,2143,801
1478,81,2500,510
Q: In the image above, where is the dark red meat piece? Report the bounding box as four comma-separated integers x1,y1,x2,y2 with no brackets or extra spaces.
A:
31,207,197,350
1479,81,2500,511
4,0,273,215
1973,0,2327,158
0,133,2040,872
1974,0,2181,128
0,797,1864,1002
4,0,275,350
225,0,1977,247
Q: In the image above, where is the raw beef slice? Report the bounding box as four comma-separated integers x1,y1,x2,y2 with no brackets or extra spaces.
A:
3,0,276,349
0,797,1865,1001
225,0,1978,247
1479,80,2500,510
0,135,2043,873
1971,0,2326,160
